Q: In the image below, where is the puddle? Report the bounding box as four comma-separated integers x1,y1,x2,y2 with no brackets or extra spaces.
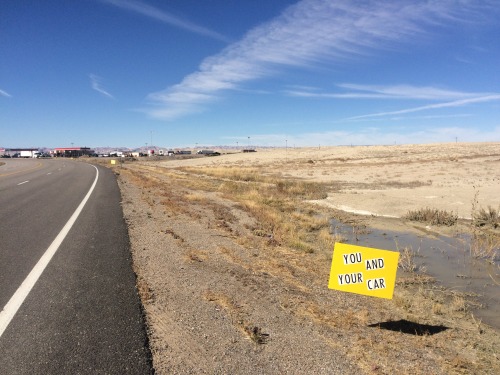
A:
330,219,500,330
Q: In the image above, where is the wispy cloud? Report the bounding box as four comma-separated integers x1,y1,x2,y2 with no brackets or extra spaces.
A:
100,0,229,42
388,114,472,121
89,74,114,99
285,83,491,100
285,89,391,99
0,89,12,98
346,95,500,121
335,84,485,100
144,0,494,120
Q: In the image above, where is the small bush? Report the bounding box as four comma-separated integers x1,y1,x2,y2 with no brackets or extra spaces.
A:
473,206,499,228
405,207,458,226
398,246,418,273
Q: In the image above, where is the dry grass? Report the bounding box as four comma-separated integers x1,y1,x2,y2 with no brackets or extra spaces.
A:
376,179,433,189
183,167,332,254
111,157,500,375
469,232,500,263
405,207,458,226
402,199,499,264
184,249,207,263
181,166,264,183
474,205,500,228
184,192,209,203
398,246,419,273
470,193,500,262
318,227,345,250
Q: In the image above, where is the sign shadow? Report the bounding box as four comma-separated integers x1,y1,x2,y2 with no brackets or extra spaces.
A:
369,319,449,336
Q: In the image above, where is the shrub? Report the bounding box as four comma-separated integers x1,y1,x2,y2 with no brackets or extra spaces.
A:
473,206,499,228
405,207,458,226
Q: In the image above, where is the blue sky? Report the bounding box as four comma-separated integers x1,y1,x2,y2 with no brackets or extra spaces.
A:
2,0,500,149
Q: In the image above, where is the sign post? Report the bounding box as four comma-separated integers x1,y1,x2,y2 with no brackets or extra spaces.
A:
328,243,399,299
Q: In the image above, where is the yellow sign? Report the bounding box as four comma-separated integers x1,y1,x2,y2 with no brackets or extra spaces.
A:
328,243,399,299
110,159,116,165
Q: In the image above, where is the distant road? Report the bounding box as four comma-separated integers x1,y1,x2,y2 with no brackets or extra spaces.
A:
0,159,152,374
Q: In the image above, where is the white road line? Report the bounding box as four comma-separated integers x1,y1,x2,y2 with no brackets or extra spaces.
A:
0,165,99,338
17,181,29,185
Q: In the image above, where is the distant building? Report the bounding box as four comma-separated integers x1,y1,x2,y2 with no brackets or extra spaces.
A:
52,147,95,157
3,148,39,157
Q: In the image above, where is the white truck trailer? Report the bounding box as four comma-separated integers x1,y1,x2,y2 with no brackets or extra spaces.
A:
20,150,40,158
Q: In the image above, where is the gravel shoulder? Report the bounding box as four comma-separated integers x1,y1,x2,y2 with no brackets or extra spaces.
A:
107,142,499,374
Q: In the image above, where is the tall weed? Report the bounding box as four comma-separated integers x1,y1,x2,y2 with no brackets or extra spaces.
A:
469,189,499,262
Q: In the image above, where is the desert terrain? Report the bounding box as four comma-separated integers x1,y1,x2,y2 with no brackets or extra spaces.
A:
103,142,499,374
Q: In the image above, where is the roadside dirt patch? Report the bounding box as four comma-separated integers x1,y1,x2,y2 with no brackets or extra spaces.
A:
108,142,499,374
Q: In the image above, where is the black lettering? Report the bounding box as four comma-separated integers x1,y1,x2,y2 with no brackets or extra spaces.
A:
365,258,385,271
338,273,364,285
344,252,362,265
366,278,386,290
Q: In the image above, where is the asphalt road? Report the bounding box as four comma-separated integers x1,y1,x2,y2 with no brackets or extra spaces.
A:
0,158,153,374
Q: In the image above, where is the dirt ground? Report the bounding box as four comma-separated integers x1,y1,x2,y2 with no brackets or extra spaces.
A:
162,142,500,220
108,142,499,374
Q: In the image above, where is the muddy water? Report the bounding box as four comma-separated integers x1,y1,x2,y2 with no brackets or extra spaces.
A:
330,220,500,330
